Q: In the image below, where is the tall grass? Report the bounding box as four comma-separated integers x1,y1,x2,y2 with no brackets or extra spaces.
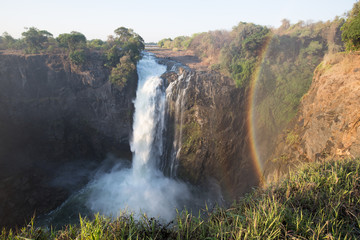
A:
2,159,360,239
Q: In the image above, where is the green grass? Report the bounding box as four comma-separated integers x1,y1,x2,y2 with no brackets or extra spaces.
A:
2,159,360,239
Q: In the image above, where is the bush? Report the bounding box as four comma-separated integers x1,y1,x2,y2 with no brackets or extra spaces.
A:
109,55,136,88
69,49,86,65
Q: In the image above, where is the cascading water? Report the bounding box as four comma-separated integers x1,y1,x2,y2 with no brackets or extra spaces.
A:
165,71,193,177
85,52,191,221
131,53,166,174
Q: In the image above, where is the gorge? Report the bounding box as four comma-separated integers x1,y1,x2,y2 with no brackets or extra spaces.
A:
1,3,360,237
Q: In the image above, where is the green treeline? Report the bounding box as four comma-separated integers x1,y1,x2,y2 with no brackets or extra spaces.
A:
0,27,145,87
2,158,359,239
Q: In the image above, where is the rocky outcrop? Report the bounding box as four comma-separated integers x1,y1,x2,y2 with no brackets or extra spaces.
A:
266,53,360,179
159,60,259,201
0,51,137,228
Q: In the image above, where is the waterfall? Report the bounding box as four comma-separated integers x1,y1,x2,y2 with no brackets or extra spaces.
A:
131,52,166,175
163,70,193,177
36,53,223,227
85,52,191,221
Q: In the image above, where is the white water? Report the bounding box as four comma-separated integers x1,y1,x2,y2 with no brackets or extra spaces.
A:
165,71,193,177
86,53,191,221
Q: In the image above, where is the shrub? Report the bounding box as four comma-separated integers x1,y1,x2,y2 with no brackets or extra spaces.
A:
69,49,86,65
341,2,360,51
109,55,136,88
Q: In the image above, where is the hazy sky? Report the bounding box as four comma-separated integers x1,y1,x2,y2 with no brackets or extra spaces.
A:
0,0,357,42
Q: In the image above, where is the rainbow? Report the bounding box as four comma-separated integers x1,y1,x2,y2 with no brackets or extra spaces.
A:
247,33,274,184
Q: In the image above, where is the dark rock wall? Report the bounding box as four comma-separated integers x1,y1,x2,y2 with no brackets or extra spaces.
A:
0,52,137,228
161,62,259,201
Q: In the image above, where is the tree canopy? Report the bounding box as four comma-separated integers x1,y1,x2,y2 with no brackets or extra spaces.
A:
56,31,87,51
105,27,144,67
21,27,53,53
341,2,360,51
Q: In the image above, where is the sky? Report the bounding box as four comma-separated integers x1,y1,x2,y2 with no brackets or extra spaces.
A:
0,0,357,43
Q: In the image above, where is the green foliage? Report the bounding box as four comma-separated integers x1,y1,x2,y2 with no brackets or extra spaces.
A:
254,34,319,136
0,32,16,49
114,27,145,61
230,58,256,87
158,38,172,48
181,119,201,153
158,36,192,50
302,40,323,56
220,22,270,87
105,45,122,67
56,31,87,51
105,27,144,68
252,19,345,159
341,2,360,51
114,27,134,42
87,39,105,50
21,27,53,53
2,159,359,239
109,54,136,88
69,49,86,65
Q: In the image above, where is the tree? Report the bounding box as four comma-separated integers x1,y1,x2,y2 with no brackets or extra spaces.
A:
158,38,172,48
109,54,136,88
114,27,134,42
220,22,270,87
105,45,122,67
69,49,86,65
56,31,86,51
105,27,144,67
341,2,360,51
1,32,15,49
88,39,104,49
21,27,53,53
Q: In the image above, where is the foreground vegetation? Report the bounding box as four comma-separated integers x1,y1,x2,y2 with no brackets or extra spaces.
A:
1,158,359,239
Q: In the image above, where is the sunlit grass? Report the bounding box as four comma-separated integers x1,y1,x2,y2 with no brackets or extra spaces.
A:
1,158,360,239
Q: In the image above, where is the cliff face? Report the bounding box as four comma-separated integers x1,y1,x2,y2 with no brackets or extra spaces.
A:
160,61,259,200
267,53,360,178
0,51,137,227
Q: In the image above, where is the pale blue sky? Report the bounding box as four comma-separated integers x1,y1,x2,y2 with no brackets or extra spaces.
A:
0,0,357,42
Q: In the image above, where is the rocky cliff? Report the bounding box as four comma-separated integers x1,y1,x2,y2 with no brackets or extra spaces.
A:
266,53,360,179
158,59,259,200
0,51,137,227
